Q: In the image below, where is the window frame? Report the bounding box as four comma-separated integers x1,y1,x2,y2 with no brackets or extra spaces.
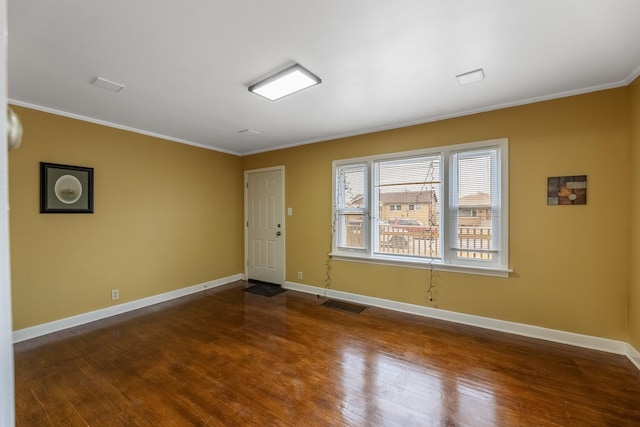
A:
334,162,368,252
331,138,510,277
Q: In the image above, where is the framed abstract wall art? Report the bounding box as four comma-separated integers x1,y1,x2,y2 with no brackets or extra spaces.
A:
547,175,587,205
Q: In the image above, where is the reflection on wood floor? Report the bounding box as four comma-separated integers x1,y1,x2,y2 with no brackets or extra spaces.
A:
14,281,640,426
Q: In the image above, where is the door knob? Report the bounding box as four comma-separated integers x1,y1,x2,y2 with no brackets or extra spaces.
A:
276,231,282,236
7,107,23,150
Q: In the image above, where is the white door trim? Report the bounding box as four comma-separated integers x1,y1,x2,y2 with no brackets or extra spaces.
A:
0,0,16,423
244,166,286,284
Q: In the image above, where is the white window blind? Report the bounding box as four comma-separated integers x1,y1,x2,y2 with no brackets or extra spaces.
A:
374,155,441,259
449,147,502,268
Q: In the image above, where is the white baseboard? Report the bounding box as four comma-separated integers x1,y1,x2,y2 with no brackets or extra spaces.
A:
284,281,631,359
13,274,243,343
628,344,640,371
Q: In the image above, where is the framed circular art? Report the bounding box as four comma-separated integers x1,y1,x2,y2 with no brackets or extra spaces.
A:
40,162,94,213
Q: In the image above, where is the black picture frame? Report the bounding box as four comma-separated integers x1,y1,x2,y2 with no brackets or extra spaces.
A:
40,162,94,213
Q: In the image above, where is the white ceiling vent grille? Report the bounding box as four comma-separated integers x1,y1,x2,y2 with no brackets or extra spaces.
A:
455,68,485,86
91,77,125,93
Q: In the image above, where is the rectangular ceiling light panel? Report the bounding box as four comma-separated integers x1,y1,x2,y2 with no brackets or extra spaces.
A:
249,64,321,101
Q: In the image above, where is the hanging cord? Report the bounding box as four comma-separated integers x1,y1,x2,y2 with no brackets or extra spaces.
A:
326,166,368,298
323,209,337,298
427,261,436,303
325,167,351,298
411,160,439,303
324,169,343,299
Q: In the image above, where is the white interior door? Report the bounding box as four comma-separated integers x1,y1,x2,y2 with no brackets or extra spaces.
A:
246,168,285,285
0,0,16,424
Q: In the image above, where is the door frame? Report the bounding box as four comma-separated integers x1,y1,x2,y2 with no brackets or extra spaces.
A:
244,166,285,285
0,0,15,423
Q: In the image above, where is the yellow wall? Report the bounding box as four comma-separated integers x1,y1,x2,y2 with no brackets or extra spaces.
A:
9,106,244,330
630,77,640,348
9,84,636,342
242,88,630,340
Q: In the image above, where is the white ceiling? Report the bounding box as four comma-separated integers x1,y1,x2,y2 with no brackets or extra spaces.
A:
8,1,640,156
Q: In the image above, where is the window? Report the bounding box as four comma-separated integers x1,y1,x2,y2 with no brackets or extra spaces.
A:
335,164,367,250
333,138,509,276
458,208,478,217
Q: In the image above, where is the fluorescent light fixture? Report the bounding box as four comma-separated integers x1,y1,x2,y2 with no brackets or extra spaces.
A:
238,129,260,136
456,68,485,85
249,63,321,101
91,76,125,93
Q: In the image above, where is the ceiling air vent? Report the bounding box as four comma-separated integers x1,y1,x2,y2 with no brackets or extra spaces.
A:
91,77,125,93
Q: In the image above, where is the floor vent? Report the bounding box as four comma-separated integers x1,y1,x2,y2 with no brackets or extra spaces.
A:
322,299,367,315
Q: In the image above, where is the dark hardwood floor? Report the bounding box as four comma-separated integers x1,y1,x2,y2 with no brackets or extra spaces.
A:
14,281,640,426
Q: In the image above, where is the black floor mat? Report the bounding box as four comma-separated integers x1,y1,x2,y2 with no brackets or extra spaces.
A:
243,282,286,297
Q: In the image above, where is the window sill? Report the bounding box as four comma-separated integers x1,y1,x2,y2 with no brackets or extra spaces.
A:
329,252,512,278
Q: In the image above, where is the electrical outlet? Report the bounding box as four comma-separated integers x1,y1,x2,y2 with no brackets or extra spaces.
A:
297,271,303,280
111,289,120,300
